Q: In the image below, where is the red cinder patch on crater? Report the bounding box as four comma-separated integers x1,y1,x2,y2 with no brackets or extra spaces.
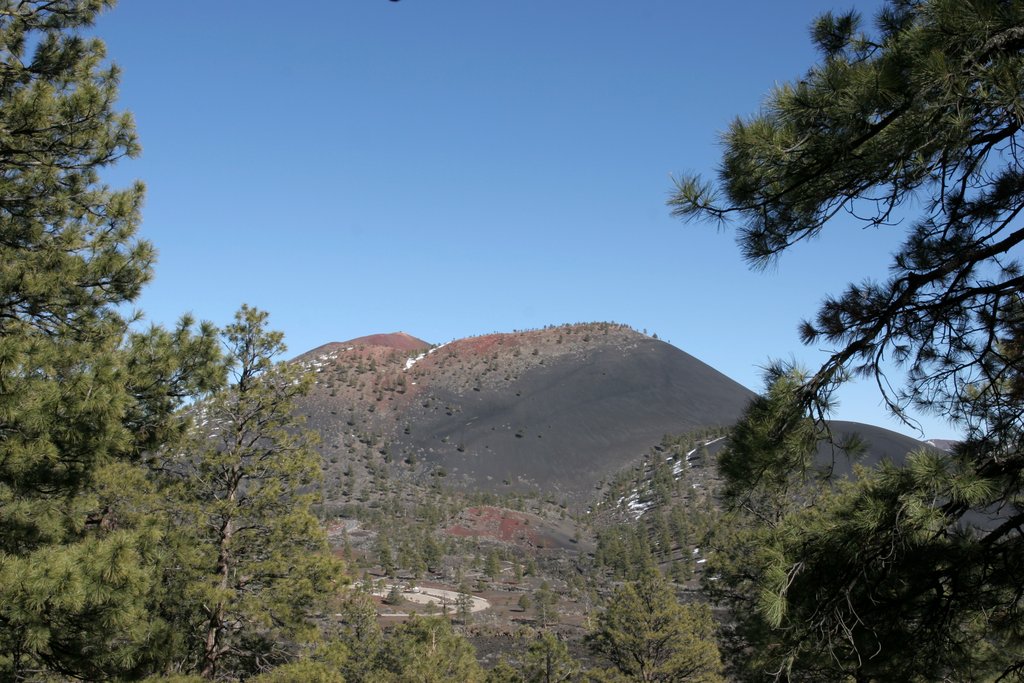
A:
445,506,550,547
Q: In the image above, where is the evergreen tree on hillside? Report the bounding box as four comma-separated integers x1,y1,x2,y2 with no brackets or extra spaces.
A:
331,591,385,683
534,581,559,629
0,2,222,678
521,632,578,683
380,616,483,683
588,570,723,682
672,0,1024,678
0,5,341,678
164,306,342,678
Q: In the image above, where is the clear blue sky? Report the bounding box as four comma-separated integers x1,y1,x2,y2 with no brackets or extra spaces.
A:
93,0,957,440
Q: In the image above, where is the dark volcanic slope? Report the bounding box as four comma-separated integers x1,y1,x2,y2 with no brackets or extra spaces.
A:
295,324,755,501
818,420,933,474
688,421,931,476
294,324,943,505
397,337,754,495
799,420,938,490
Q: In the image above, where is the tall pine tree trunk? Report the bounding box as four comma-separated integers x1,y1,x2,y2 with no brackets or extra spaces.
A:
201,467,239,678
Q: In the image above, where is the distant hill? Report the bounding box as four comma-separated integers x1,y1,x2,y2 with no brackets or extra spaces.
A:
297,332,431,359
292,323,933,505
811,420,935,477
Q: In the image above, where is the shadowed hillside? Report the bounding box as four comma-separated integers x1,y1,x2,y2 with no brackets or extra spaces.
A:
392,335,754,497
294,324,754,503
292,323,942,509
816,420,936,476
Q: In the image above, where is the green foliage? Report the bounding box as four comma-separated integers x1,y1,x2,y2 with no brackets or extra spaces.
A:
384,584,405,606
593,432,725,583
328,590,384,683
248,660,345,683
161,307,343,678
534,581,559,629
671,0,1024,430
375,532,396,576
485,549,502,580
588,570,723,683
380,615,483,683
485,658,525,683
717,368,823,516
707,438,1024,680
0,2,223,678
483,632,579,683
0,4,355,680
673,0,1024,678
593,525,656,580
521,632,579,683
0,0,141,574
456,582,475,624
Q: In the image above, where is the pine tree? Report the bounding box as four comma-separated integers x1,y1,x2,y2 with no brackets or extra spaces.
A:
376,532,396,577
588,570,723,683
0,2,221,678
672,0,1024,678
381,615,483,683
163,307,342,679
485,549,502,580
330,591,385,683
456,581,475,625
521,632,578,683
533,581,558,629
384,584,405,606
248,660,345,683
484,659,524,683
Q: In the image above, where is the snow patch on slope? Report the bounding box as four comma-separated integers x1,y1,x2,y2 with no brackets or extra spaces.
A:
620,435,726,520
404,341,452,371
